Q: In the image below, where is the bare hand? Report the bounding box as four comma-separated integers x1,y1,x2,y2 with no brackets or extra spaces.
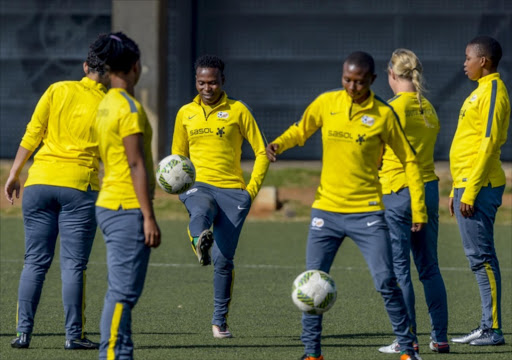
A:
4,174,20,205
448,197,454,216
411,223,425,232
266,143,279,162
144,217,161,248
459,201,475,218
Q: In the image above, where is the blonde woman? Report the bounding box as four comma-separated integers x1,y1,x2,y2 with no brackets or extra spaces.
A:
378,49,449,354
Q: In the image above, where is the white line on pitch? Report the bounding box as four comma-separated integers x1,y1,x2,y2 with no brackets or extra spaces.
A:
0,259,511,272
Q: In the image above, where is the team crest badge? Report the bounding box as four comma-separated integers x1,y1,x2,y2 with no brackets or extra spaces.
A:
361,115,375,126
217,111,229,119
311,217,324,228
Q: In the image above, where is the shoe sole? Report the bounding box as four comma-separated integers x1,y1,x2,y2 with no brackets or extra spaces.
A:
197,230,213,266
212,325,233,339
429,343,450,353
469,339,505,346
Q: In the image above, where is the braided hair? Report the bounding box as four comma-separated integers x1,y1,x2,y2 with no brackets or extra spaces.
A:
85,48,106,76
91,32,140,74
389,48,432,127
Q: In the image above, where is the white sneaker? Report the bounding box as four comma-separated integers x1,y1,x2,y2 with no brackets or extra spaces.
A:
451,327,483,344
378,339,419,353
212,324,232,339
379,339,400,353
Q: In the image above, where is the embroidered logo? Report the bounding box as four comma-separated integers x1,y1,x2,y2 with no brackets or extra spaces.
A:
217,111,229,119
361,115,375,126
311,217,325,228
356,134,366,145
216,127,225,137
188,114,197,119
470,94,478,102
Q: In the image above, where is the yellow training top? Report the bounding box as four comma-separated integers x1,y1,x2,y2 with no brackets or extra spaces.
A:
449,73,510,205
95,88,155,210
273,89,427,223
379,92,440,194
172,92,269,200
21,77,107,191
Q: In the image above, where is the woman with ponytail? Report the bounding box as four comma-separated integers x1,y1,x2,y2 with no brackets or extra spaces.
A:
92,32,161,360
378,49,449,354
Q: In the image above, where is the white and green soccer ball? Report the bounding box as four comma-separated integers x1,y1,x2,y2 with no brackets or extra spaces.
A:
156,154,196,195
292,270,337,315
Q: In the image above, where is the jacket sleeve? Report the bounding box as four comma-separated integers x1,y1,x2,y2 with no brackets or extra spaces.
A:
461,82,510,205
383,110,428,223
240,109,269,200
272,96,323,154
20,85,53,151
171,107,190,157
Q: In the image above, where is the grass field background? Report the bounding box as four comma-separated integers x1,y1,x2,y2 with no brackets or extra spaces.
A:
0,161,511,360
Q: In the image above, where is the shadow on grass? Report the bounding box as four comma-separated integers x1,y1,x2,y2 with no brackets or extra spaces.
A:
0,332,100,337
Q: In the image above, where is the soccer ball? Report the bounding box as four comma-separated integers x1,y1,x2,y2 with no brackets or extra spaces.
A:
156,154,196,195
292,270,337,315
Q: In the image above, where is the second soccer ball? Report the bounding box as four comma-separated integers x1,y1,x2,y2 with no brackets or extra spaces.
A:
156,154,196,195
292,270,337,315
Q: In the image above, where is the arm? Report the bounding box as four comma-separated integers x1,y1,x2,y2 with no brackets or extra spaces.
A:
171,108,189,157
4,146,33,204
5,86,53,204
384,112,427,227
240,111,269,200
267,98,323,161
459,85,508,216
123,133,161,248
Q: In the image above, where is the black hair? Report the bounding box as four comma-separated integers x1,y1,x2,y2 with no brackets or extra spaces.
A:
344,51,375,74
90,32,140,74
85,48,106,76
194,54,225,75
468,35,502,68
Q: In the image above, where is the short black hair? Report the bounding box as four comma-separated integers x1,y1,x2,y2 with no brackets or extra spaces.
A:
344,51,375,74
91,32,140,74
194,54,225,75
468,35,502,68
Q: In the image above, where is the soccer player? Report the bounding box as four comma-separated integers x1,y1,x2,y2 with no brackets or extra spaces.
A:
266,51,426,360
171,54,268,338
92,32,161,359
378,49,449,354
4,40,109,350
449,36,510,346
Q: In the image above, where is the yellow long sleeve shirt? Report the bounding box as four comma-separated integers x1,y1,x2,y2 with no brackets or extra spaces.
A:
172,92,269,200
449,73,510,205
95,88,155,210
273,89,427,223
379,92,440,194
21,77,107,190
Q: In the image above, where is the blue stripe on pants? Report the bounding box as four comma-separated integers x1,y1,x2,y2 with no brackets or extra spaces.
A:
18,185,97,339
96,207,151,360
453,184,504,330
301,208,414,355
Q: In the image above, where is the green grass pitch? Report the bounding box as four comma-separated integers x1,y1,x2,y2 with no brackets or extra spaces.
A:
0,218,511,360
